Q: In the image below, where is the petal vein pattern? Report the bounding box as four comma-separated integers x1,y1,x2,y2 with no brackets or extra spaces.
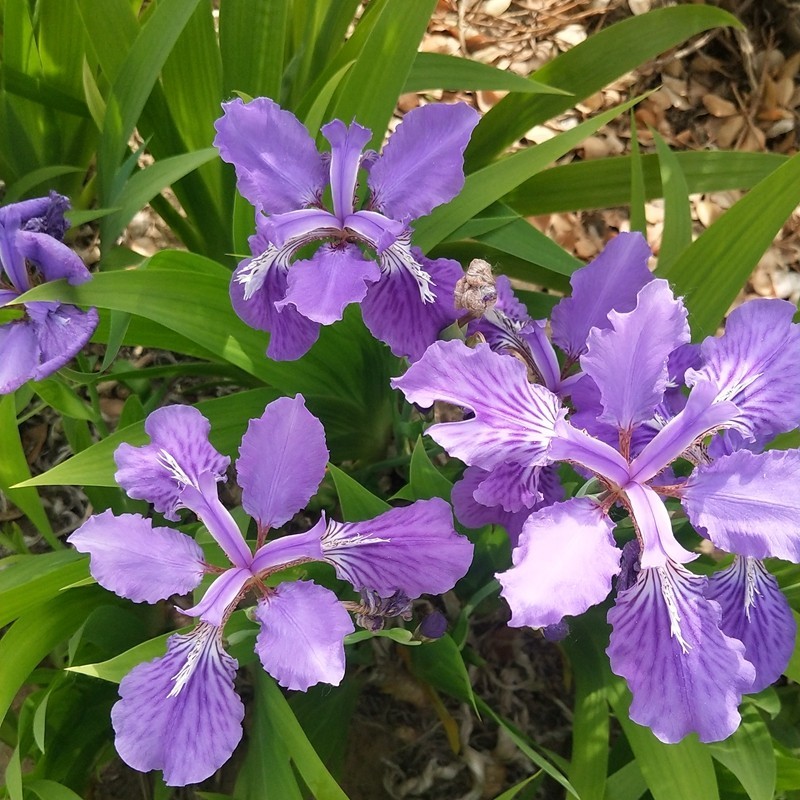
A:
686,298,800,439
607,562,754,743
393,341,565,470
112,624,244,786
706,556,796,692
682,448,800,561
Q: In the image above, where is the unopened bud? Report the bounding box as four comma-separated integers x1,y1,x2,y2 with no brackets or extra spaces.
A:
414,610,448,641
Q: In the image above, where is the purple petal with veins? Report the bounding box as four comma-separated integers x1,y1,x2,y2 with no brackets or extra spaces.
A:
473,460,544,513
450,466,531,544
254,580,354,690
686,298,800,440
277,244,380,325
393,340,566,469
321,498,472,598
30,304,98,380
214,97,327,214
706,556,795,692
114,405,229,521
229,217,320,361
112,625,244,787
580,279,690,433
607,562,754,743
682,448,800,561
68,510,205,603
362,249,461,361
498,498,620,628
367,102,479,222
236,394,328,530
551,232,653,361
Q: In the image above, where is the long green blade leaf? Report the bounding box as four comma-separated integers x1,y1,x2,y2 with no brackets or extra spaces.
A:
414,96,642,251
664,151,800,338
652,129,692,273
328,0,436,147
404,52,567,95
465,5,742,168
0,589,104,725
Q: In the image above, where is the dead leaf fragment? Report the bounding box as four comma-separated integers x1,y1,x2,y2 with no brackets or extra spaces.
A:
702,93,737,117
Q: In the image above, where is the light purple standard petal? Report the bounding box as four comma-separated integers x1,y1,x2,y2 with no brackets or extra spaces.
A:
450,466,531,544
0,322,38,394
321,119,371,221
112,624,244,787
367,102,479,222
607,562,754,743
114,405,229,521
29,303,98,380
472,461,544,513
254,580,354,691
706,556,795,692
362,247,461,361
276,244,380,325
686,298,800,440
393,340,566,469
682,448,800,561
68,510,206,602
580,279,690,433
550,232,654,362
236,395,328,530
321,497,472,598
230,219,320,361
214,97,327,213
451,463,563,547
498,498,620,628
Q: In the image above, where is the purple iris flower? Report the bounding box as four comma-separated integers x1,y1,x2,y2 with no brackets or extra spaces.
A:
214,98,479,361
0,193,98,393
452,233,654,542
394,240,800,744
69,395,473,785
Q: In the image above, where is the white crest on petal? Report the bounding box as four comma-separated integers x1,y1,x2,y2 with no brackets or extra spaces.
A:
156,448,196,489
742,556,762,622
167,624,220,698
658,566,691,654
235,242,294,301
322,520,389,551
380,233,436,304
